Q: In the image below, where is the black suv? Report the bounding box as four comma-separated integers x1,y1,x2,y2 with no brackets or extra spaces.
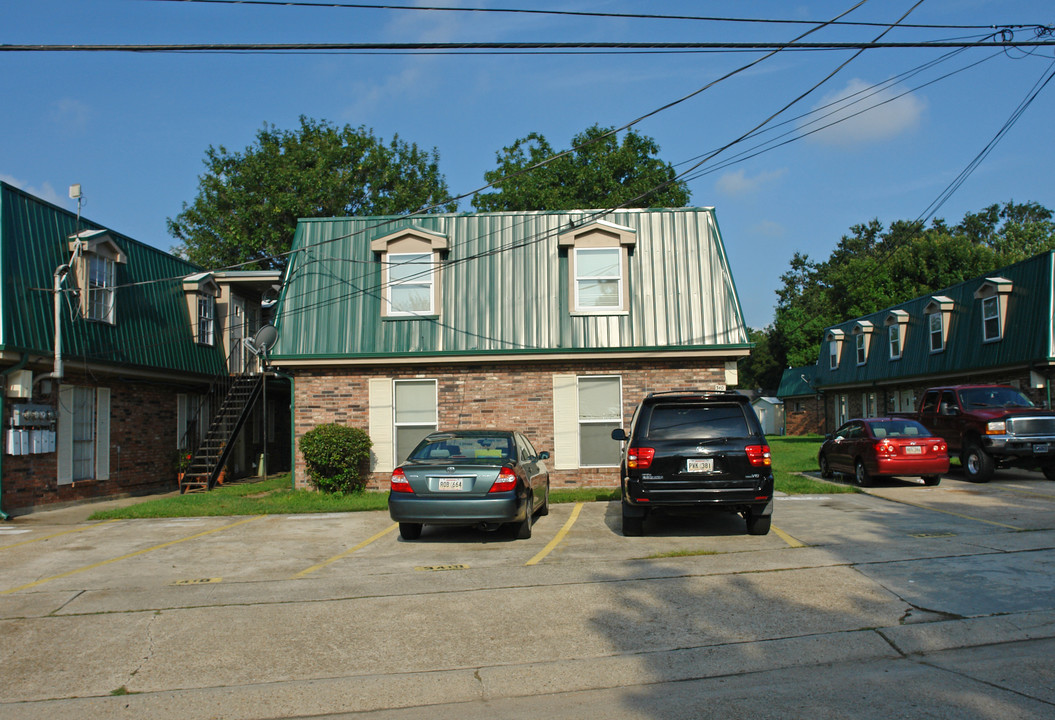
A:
611,390,774,536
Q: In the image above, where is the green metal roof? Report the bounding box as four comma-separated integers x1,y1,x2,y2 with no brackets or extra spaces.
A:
816,251,1054,388
0,181,226,377
777,365,819,398
271,207,750,360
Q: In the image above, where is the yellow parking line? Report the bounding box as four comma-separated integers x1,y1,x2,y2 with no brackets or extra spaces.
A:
878,495,1024,530
292,523,398,579
526,502,584,566
0,519,119,551
0,515,264,596
771,524,805,548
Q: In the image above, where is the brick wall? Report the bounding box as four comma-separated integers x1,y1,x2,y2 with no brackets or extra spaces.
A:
292,358,731,490
784,394,825,435
3,373,183,515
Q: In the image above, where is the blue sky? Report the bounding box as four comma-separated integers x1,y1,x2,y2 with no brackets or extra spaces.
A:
3,0,1053,328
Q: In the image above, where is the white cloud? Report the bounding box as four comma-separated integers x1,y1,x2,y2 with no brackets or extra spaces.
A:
0,174,64,205
50,98,93,135
750,219,786,238
805,78,926,147
715,167,788,196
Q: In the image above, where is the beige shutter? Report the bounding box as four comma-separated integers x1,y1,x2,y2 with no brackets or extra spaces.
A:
95,387,111,480
369,378,394,472
552,374,579,470
57,384,74,485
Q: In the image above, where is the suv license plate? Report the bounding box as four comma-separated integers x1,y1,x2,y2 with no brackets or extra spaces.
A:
1034,443,1050,454
436,478,464,491
687,458,713,473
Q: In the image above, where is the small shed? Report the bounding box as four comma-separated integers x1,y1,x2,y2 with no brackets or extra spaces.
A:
751,397,785,436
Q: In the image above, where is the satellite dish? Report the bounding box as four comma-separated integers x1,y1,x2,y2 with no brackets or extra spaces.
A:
244,325,279,360
253,325,279,354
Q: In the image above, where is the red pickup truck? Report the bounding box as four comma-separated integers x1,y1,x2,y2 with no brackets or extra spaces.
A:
911,385,1055,483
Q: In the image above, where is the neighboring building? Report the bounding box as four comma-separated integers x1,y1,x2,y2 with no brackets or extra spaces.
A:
807,251,1055,429
0,182,283,515
777,366,824,435
270,208,752,489
750,396,785,436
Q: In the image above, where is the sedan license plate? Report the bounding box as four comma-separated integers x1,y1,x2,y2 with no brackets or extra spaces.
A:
687,458,713,473
436,478,464,491
1034,443,1050,454
904,445,923,455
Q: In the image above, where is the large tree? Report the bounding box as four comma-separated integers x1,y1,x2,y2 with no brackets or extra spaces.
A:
770,201,1055,369
169,116,457,270
472,124,690,212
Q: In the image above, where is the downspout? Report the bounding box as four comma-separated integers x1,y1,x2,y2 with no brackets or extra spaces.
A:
272,368,295,490
34,263,72,390
0,353,31,520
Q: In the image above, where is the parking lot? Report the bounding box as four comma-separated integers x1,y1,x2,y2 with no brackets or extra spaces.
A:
2,469,1055,719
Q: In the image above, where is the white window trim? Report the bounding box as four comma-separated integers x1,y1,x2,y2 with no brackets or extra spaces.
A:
197,294,215,346
888,323,902,360
87,255,116,324
573,247,624,313
981,295,1001,342
827,330,845,370
385,252,436,317
928,311,945,353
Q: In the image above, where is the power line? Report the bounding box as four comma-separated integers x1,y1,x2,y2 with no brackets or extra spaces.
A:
136,0,1047,32
5,39,1055,53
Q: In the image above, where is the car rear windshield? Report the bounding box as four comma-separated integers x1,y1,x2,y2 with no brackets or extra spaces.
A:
645,403,751,440
409,436,514,462
867,420,931,439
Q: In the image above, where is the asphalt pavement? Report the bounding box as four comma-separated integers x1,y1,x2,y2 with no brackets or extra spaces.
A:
1,469,1053,720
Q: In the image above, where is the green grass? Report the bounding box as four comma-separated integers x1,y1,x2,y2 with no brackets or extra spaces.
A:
89,438,847,520
770,435,858,495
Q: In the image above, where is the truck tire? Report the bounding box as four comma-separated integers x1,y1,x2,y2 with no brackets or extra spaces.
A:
962,444,995,483
1043,464,1055,481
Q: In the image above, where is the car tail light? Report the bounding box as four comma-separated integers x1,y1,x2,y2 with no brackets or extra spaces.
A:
745,445,771,467
628,447,655,469
489,467,518,493
874,440,896,457
390,468,413,493
932,440,947,453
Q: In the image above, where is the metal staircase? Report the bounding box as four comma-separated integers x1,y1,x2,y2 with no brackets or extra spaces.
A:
179,374,263,493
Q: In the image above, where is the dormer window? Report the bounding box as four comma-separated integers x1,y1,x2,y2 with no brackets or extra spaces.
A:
852,321,873,366
68,229,128,325
371,226,448,318
558,220,636,315
182,273,221,347
923,296,954,354
826,329,845,370
973,277,1012,343
884,310,908,360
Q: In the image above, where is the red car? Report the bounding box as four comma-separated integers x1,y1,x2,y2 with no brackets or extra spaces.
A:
818,418,949,487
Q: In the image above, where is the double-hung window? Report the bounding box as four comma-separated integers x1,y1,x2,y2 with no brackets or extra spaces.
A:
387,253,434,316
577,376,622,466
197,295,215,346
574,248,622,311
393,379,437,463
88,255,116,323
889,324,902,359
928,312,944,352
981,296,1000,342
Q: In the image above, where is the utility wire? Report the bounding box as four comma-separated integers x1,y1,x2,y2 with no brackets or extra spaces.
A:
137,0,1045,32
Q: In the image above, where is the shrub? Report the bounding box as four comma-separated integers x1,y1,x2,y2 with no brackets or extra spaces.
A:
299,424,373,493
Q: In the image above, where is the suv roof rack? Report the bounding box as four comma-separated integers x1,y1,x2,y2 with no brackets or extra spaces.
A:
645,389,745,399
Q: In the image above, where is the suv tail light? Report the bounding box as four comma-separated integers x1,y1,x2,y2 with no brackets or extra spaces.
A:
745,445,771,467
628,447,656,469
390,467,413,493
489,467,518,493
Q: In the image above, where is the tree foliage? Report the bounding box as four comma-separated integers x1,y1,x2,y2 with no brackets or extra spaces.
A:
769,201,1055,370
169,116,457,270
472,124,690,212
